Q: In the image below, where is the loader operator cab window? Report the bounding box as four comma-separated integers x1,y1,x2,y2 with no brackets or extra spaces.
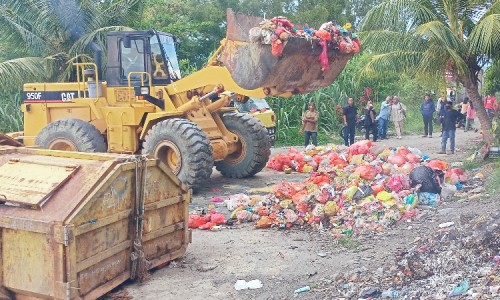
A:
156,34,181,80
120,39,146,81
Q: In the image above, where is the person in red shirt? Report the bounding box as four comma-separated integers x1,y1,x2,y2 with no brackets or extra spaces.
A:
484,94,498,118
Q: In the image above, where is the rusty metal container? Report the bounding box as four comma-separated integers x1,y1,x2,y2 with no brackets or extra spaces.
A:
0,146,190,300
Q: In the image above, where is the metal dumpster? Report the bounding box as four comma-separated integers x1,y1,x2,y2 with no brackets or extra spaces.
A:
0,146,191,299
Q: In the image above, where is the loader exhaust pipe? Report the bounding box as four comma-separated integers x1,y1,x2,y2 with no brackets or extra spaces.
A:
89,42,102,79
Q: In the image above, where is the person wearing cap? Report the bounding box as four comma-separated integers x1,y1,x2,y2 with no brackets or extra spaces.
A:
298,102,319,147
438,101,464,155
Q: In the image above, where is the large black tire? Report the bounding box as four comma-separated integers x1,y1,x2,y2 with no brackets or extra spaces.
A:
35,118,106,152
215,112,271,178
142,118,213,187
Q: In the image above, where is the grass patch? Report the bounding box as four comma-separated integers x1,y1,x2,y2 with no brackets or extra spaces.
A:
462,159,482,171
337,236,362,249
485,162,500,195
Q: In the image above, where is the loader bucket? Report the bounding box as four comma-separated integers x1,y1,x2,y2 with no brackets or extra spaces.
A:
221,9,355,95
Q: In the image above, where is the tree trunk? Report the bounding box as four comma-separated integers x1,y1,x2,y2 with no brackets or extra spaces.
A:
460,76,493,144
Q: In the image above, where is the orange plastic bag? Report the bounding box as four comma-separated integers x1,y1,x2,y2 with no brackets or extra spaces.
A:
354,165,377,180
256,216,272,228
274,182,296,199
427,160,448,171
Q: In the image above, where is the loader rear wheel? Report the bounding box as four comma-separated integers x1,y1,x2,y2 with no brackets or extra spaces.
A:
142,119,213,187
215,112,271,178
35,119,106,152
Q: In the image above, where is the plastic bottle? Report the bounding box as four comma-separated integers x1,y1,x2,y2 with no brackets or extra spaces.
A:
294,286,311,293
381,289,400,298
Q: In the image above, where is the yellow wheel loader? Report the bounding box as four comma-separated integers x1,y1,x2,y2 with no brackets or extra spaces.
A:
5,9,356,187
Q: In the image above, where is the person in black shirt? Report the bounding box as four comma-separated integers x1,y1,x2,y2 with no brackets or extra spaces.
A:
342,97,357,146
364,101,378,142
438,101,464,155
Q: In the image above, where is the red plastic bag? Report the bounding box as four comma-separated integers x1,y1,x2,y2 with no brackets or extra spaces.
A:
274,182,297,199
188,214,207,229
445,168,468,184
210,213,226,225
387,155,407,167
386,174,410,192
406,153,420,163
354,165,377,180
427,160,448,171
371,184,385,195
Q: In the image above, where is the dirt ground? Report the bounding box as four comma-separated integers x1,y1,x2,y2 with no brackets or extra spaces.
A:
120,130,498,299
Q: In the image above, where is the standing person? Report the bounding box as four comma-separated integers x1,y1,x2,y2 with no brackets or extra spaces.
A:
484,93,498,119
298,102,319,147
460,97,469,128
342,97,357,146
438,101,464,155
377,96,392,139
364,101,378,142
465,101,476,132
390,96,406,139
421,94,435,138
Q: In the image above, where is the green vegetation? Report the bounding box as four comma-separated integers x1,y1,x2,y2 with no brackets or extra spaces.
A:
0,0,498,148
486,162,500,194
360,0,500,143
337,236,362,249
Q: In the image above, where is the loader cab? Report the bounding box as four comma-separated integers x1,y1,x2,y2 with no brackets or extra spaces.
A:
106,30,181,86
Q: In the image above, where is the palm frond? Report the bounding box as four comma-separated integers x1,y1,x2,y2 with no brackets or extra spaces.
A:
466,13,500,58
69,25,134,56
0,4,49,55
414,20,464,50
360,30,428,53
360,0,437,32
360,51,423,77
0,57,52,88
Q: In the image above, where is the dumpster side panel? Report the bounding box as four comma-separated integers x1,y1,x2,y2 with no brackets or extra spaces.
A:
3,229,54,297
141,163,190,266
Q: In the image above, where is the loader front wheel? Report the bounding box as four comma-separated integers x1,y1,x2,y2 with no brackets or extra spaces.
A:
142,119,213,187
215,112,271,178
35,119,106,152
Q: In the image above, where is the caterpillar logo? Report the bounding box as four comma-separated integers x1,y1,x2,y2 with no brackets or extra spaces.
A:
23,91,80,103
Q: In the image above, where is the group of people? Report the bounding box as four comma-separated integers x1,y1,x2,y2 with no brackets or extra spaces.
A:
298,93,498,153
298,95,408,147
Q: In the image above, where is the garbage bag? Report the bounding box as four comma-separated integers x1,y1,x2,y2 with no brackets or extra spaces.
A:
387,154,407,167
354,165,377,180
210,213,226,225
188,214,207,229
445,168,468,184
274,182,296,199
353,185,373,201
386,174,409,192
427,160,448,171
409,165,442,194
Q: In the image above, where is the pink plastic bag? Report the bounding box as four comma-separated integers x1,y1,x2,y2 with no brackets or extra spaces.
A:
210,213,226,225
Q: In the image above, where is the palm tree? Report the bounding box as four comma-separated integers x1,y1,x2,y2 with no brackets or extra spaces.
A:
0,0,141,88
360,0,500,143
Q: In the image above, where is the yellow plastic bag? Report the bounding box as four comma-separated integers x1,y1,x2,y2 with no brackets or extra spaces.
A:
376,191,393,202
349,154,364,165
324,201,339,216
343,186,358,201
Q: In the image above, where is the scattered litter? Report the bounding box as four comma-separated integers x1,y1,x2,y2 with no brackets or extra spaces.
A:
293,286,311,294
438,222,455,228
234,279,263,290
189,141,478,236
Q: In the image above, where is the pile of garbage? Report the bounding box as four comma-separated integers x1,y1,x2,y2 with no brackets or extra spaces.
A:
249,17,360,70
189,141,469,237
312,213,499,299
